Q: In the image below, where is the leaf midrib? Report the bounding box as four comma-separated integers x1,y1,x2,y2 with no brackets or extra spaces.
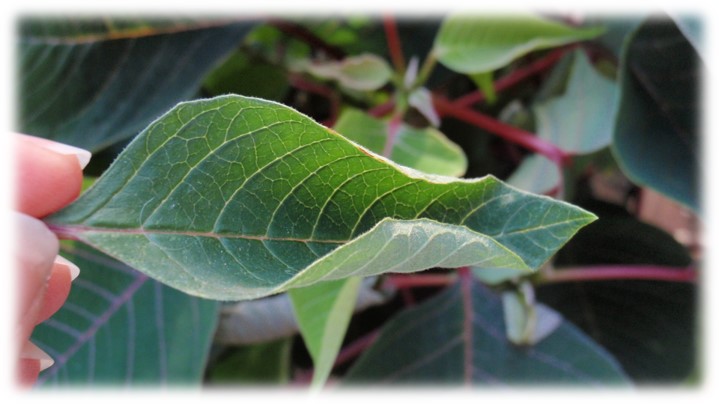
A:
48,223,347,244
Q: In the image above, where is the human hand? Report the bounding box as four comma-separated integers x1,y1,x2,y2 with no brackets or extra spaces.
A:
13,134,91,386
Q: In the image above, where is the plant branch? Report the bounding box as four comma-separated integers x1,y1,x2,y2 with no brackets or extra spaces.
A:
268,19,346,60
368,99,395,118
537,265,698,284
383,15,406,75
333,329,381,369
433,95,571,165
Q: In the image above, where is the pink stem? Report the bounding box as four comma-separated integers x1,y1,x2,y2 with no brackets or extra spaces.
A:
383,15,406,74
453,45,575,108
385,274,457,289
433,96,571,166
539,265,698,284
333,329,381,369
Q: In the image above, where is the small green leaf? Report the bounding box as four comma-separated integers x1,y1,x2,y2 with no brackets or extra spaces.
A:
289,278,362,388
533,50,619,154
46,95,595,301
306,53,392,91
469,71,497,104
433,13,604,74
344,279,628,384
502,281,561,345
334,107,465,176
507,154,561,195
206,339,292,385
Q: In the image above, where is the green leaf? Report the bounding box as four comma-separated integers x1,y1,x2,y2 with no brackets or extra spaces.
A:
305,53,392,91
334,107,466,176
31,242,219,385
433,13,604,74
507,154,560,195
469,71,497,103
203,51,290,102
533,50,619,154
344,279,628,384
18,18,254,151
206,339,292,385
46,95,595,301
611,17,701,211
289,278,362,387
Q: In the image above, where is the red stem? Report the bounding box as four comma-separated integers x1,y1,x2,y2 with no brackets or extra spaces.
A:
368,99,395,118
288,74,340,126
383,15,405,74
333,329,381,369
433,96,571,165
385,274,457,289
453,46,574,109
539,265,698,284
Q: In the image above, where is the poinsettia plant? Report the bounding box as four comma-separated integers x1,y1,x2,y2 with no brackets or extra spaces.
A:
18,12,701,387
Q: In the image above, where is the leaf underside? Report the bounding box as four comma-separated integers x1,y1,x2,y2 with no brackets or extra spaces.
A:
46,95,595,300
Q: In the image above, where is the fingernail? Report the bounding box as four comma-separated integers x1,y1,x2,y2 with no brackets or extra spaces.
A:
20,342,54,371
39,141,92,169
54,255,80,281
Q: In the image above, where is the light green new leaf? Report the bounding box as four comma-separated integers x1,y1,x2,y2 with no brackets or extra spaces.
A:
334,107,466,177
46,95,595,301
533,50,618,154
305,53,392,91
434,13,604,74
289,278,362,388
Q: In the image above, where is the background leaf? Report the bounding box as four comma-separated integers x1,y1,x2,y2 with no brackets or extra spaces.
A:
538,199,697,383
611,16,701,211
334,107,466,176
32,242,219,386
46,95,595,300
344,278,628,384
18,17,254,151
205,339,292,385
433,13,603,74
533,50,618,154
305,53,392,91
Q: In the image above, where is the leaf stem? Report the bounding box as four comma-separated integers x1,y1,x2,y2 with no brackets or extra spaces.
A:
433,95,571,165
385,273,457,289
536,265,698,284
415,50,438,89
383,14,406,75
